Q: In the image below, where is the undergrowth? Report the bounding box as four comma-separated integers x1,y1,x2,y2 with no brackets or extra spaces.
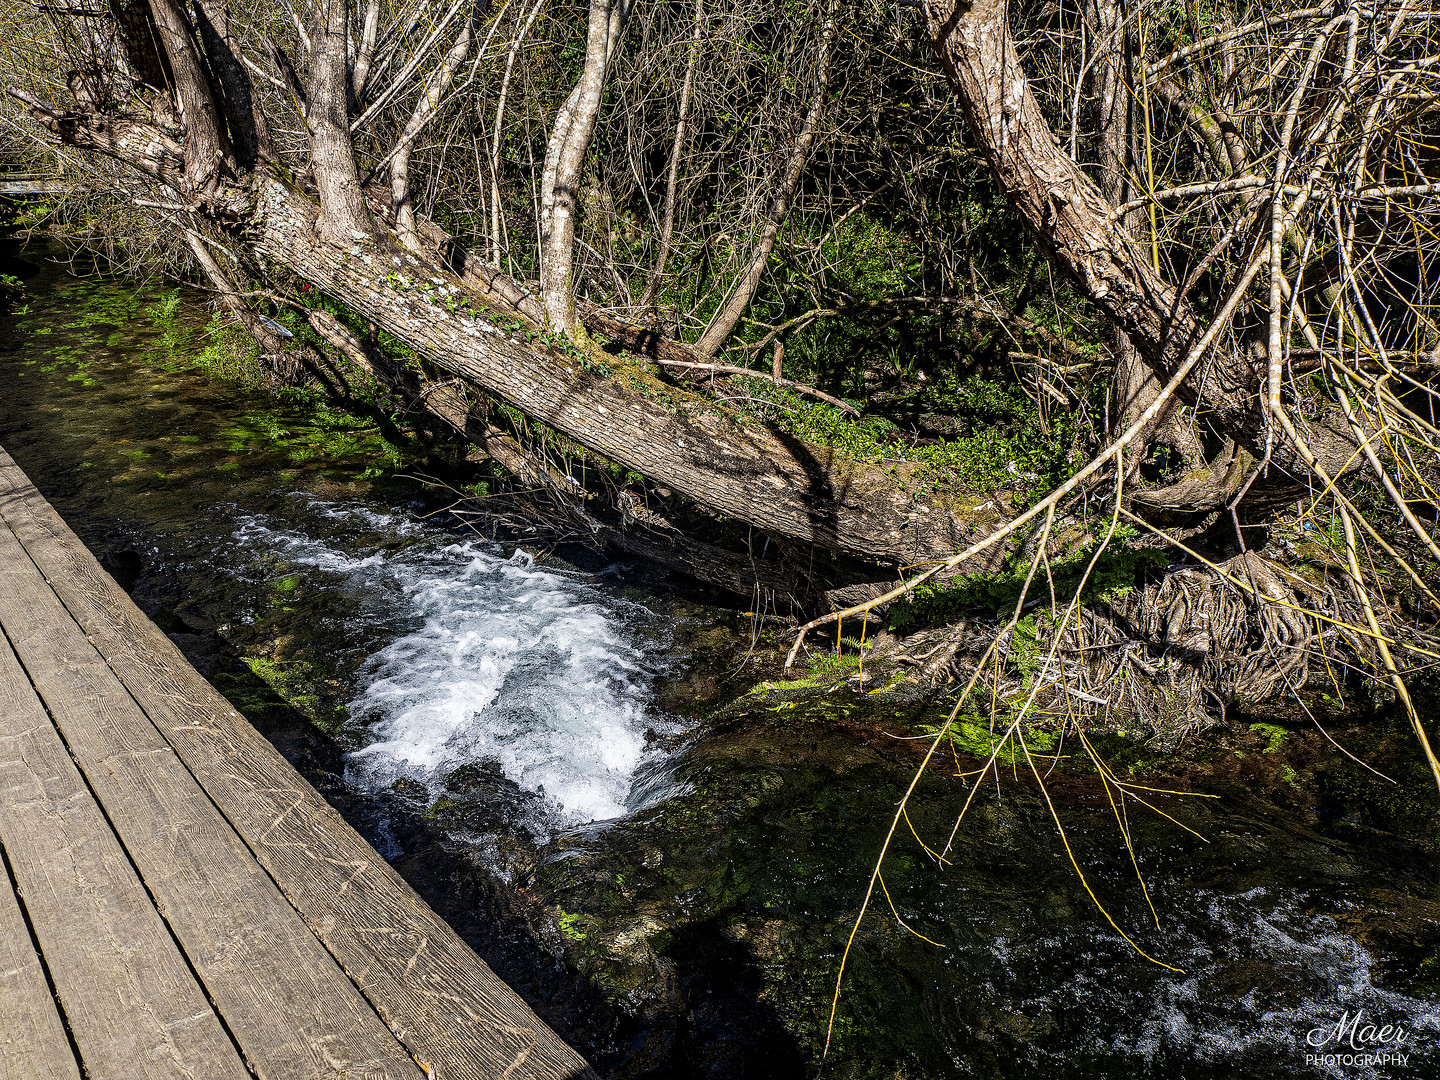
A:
734,373,1094,499
888,524,1166,632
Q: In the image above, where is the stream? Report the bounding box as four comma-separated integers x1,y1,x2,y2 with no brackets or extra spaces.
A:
0,244,1436,1078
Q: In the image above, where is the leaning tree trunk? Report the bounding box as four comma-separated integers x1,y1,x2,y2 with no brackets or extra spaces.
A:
255,175,1000,566
921,0,1365,484
922,1,1255,436
12,68,1008,569
301,304,809,604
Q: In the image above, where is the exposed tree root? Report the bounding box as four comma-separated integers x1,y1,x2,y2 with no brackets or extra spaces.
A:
885,546,1439,747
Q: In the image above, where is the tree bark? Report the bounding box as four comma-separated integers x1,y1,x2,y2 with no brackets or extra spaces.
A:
304,0,377,244
926,0,1377,484
539,0,629,335
109,0,172,91
1091,0,1149,444
390,13,474,252
191,0,270,166
922,0,1259,443
303,305,815,604
490,0,548,268
1085,0,1202,469
250,176,998,565
350,0,381,103
146,0,232,192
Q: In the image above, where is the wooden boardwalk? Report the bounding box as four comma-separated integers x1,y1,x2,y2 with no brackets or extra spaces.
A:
0,445,595,1080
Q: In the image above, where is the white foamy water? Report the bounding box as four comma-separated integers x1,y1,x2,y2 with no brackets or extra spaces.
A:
996,881,1440,1077
1121,891,1440,1077
230,500,676,826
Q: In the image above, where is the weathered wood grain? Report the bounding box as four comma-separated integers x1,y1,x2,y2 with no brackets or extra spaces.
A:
0,633,249,1080
0,838,83,1080
0,446,597,1080
0,518,426,1080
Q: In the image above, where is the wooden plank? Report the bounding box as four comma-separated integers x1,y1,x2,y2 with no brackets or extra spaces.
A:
0,843,83,1080
0,446,598,1080
0,634,249,1080
0,518,426,1080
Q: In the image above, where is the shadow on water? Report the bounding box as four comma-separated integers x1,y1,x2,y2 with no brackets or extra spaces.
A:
0,241,1436,1079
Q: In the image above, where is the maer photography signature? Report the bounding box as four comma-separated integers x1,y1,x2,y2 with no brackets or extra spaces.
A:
1304,1010,1412,1070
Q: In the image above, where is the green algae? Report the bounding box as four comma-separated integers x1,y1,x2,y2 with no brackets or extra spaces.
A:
243,655,348,734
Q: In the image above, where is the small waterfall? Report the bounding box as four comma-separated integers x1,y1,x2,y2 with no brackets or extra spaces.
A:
231,501,680,826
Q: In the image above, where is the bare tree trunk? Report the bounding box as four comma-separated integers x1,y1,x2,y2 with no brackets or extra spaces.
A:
1092,0,1145,440
305,0,376,244
1088,0,1198,468
639,0,702,309
1092,0,1126,208
108,0,172,90
146,0,231,192
1090,0,1138,243
390,14,475,252
191,0,271,166
693,0,835,358
350,0,381,102
539,0,628,335
538,83,579,265
922,0,1255,439
923,0,1375,487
